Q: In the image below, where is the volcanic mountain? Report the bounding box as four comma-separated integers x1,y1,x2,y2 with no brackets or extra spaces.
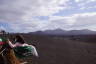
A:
29,29,96,35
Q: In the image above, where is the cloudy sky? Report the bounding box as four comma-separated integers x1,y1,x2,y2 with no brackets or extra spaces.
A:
0,0,96,33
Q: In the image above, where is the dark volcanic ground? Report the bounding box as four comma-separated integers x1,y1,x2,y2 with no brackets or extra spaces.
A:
21,34,96,64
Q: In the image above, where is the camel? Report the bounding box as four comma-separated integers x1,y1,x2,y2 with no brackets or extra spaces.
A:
0,34,39,64
0,43,21,64
0,41,39,64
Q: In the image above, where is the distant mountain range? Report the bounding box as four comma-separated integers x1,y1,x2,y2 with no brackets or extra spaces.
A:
29,29,96,35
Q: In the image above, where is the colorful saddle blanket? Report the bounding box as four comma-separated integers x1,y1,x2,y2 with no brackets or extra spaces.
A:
14,46,33,58
0,38,6,45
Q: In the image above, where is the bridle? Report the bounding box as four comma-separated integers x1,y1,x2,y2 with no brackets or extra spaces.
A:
0,45,6,55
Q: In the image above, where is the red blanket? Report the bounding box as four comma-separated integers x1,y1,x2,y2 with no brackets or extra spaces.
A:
0,42,6,45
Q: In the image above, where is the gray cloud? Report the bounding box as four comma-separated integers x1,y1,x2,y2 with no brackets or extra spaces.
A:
0,0,69,32
0,0,96,32
69,13,96,30
0,0,68,21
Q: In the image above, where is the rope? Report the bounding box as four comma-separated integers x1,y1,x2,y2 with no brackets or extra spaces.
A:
0,48,7,64
0,48,6,55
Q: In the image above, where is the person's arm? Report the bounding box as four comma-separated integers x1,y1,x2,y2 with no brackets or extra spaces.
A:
30,45,39,57
7,39,16,48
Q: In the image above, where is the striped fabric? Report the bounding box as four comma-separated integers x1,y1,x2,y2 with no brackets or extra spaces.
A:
0,38,6,45
0,42,6,45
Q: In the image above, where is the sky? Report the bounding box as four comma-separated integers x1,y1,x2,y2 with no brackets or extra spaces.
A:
0,0,96,33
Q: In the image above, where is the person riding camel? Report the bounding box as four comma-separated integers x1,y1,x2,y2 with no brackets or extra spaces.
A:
7,35,39,58
8,35,28,48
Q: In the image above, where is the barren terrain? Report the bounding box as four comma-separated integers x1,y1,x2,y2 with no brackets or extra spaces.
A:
20,34,96,64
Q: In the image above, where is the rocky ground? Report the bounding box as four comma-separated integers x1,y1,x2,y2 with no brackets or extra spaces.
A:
20,34,96,64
